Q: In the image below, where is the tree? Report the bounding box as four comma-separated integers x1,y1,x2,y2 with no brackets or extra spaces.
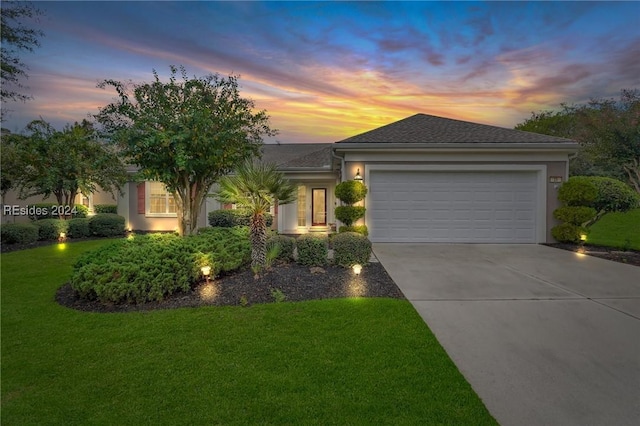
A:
215,161,296,268
0,130,23,202
1,0,44,114
15,119,127,217
515,90,640,192
96,65,276,236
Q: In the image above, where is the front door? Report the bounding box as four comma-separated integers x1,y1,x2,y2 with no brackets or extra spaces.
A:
312,188,327,226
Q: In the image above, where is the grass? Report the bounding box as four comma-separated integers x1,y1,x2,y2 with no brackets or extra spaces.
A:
1,240,496,425
587,208,640,250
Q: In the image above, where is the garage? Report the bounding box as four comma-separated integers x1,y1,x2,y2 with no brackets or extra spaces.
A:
368,169,540,243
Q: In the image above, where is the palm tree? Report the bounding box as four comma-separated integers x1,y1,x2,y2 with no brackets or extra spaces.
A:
215,161,296,268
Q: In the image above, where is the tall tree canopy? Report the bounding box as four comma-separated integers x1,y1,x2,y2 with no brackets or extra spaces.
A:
1,0,44,113
96,65,276,235
516,89,640,193
11,119,127,215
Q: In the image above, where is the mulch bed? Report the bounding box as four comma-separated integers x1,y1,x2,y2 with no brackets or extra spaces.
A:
55,261,405,313
544,243,640,267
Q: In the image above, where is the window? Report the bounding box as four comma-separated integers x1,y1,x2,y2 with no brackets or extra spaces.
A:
297,185,306,227
148,182,177,215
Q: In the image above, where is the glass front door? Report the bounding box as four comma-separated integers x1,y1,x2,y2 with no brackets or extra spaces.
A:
312,188,326,226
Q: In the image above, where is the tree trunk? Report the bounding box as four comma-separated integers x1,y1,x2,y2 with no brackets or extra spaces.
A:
622,158,640,194
250,212,267,268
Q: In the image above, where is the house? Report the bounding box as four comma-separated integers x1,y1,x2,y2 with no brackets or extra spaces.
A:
3,113,579,243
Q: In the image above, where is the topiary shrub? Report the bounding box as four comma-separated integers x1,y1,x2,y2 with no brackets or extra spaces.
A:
35,218,70,240
334,206,366,226
0,223,39,244
89,213,125,237
296,234,328,266
68,218,91,238
558,177,598,207
553,206,597,225
335,180,368,205
94,204,118,214
589,176,640,213
208,209,273,228
551,222,585,243
332,232,372,266
338,225,368,236
266,234,295,261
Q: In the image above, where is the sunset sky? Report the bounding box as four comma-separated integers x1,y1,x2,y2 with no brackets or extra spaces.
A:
3,1,639,143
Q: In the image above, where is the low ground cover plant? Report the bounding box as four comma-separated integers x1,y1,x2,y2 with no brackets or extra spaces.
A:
70,227,250,304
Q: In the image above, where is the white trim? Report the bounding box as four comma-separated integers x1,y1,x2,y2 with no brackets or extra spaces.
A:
145,181,178,218
365,164,547,243
342,152,570,162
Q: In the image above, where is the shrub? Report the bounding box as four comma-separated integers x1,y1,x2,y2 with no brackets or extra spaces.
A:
558,177,598,207
35,218,70,240
94,204,118,214
553,206,597,225
70,228,250,304
338,225,369,236
589,177,639,212
0,223,39,244
335,206,366,226
296,234,328,266
68,218,91,238
332,232,372,267
266,234,295,261
27,203,88,220
335,180,368,204
551,222,585,243
208,209,272,228
89,213,125,237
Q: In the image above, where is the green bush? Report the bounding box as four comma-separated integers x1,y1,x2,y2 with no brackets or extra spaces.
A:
27,203,88,220
208,209,273,228
335,206,366,226
89,213,125,237
338,225,369,236
35,218,69,240
94,204,118,214
335,180,368,204
589,177,639,212
332,232,372,267
558,177,598,207
296,234,328,266
551,222,585,243
266,234,296,261
70,228,250,304
0,223,39,244
68,218,91,238
553,206,597,225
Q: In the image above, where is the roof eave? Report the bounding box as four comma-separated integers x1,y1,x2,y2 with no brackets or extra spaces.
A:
333,142,579,151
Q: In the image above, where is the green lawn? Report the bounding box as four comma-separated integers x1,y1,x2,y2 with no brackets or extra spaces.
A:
1,240,495,425
587,208,640,250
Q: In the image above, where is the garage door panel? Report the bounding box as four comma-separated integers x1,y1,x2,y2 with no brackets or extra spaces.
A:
369,170,538,243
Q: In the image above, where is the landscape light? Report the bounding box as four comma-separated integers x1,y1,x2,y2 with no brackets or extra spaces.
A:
201,265,211,280
580,233,587,242
352,264,362,275
58,232,67,243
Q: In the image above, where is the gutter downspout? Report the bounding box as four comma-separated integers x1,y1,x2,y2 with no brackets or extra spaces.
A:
330,147,345,183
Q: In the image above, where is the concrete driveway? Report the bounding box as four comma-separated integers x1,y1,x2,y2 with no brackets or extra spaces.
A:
373,244,640,426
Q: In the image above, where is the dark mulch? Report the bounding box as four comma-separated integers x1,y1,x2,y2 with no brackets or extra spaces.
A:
55,261,405,313
544,243,640,267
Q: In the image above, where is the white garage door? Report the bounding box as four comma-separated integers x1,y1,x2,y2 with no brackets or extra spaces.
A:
368,170,538,243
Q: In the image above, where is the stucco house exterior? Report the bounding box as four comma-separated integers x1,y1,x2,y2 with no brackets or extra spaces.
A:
3,113,579,243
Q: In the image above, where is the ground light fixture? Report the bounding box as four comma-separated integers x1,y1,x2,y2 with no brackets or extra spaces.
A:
352,264,362,275
58,232,67,243
201,265,212,282
580,233,587,242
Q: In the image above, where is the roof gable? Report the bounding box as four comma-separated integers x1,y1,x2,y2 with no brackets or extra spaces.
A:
336,113,576,144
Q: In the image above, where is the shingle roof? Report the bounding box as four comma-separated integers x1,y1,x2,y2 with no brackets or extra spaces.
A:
260,143,333,169
336,113,577,144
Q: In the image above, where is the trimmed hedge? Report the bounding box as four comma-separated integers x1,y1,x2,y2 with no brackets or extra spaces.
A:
266,234,296,261
94,204,118,214
551,222,585,244
70,227,250,304
36,218,69,240
27,203,89,220
553,206,596,225
208,209,273,228
68,218,91,238
332,232,372,267
0,223,39,244
296,234,328,266
338,225,369,236
335,181,368,205
89,214,125,237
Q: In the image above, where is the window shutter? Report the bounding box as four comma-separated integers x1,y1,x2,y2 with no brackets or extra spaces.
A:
137,183,145,214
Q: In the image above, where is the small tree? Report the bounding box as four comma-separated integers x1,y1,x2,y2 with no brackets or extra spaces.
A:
215,161,296,268
96,65,276,235
334,180,367,227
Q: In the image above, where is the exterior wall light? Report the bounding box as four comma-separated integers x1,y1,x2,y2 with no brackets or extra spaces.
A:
352,264,362,275
354,168,363,182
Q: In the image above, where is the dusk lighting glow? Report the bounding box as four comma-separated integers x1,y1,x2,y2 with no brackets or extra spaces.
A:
3,1,639,143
